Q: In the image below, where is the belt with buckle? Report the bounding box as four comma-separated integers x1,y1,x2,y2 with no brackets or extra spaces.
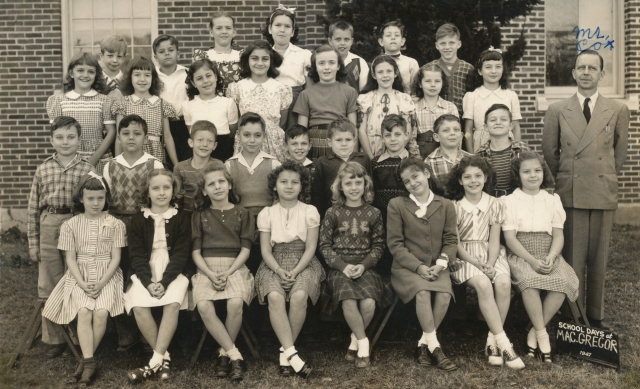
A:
46,207,72,214
168,116,184,123
493,189,508,198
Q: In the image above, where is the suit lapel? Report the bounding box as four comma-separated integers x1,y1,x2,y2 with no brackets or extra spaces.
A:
576,96,613,153
403,196,442,220
561,95,588,139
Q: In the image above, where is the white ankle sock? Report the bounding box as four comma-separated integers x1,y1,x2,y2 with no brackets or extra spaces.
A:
487,332,496,347
348,333,358,351
425,331,440,353
149,351,164,371
227,347,243,361
417,331,429,347
283,346,305,372
163,350,170,361
279,347,290,366
536,329,551,353
527,327,537,349
219,347,228,357
356,337,369,358
494,331,511,351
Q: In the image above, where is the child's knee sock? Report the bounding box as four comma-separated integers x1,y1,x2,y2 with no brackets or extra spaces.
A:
527,327,537,349
349,333,358,351
425,331,440,353
279,347,290,366
164,351,170,361
283,346,305,372
356,337,369,358
536,329,551,354
494,331,511,351
487,332,497,347
219,347,228,357
149,351,164,371
417,332,428,347
227,347,243,361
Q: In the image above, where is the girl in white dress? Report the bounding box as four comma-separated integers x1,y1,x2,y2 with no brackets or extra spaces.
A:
42,173,125,387
124,169,192,383
446,156,524,369
502,152,579,363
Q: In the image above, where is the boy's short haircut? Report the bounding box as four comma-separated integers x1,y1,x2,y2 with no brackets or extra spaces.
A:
152,34,179,54
327,118,356,139
435,23,460,40
285,125,310,143
100,35,128,55
379,20,405,38
51,116,81,136
118,114,148,135
191,120,218,139
328,19,354,38
484,103,512,123
433,114,460,133
381,114,407,135
239,112,266,132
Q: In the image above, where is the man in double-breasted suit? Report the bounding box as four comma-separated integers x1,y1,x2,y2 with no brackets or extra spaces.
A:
542,50,629,328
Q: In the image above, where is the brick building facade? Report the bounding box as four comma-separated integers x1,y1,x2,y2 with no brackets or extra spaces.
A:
0,0,638,230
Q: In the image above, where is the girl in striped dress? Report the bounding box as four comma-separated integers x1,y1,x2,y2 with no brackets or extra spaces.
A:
115,57,179,167
42,173,126,387
502,152,578,363
190,162,255,382
446,156,524,369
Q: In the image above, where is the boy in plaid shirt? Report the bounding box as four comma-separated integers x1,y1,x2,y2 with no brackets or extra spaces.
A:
425,114,470,190
27,116,94,358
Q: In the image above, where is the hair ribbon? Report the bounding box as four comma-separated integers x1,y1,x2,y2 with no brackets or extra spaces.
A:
270,4,296,24
88,171,106,189
488,46,503,54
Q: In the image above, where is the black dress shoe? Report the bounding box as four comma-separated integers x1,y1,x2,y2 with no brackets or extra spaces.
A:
228,359,245,382
215,356,230,378
46,343,67,359
279,365,294,377
428,347,458,371
416,344,432,367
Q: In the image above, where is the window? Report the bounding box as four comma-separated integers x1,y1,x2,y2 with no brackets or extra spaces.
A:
545,0,624,98
61,0,158,70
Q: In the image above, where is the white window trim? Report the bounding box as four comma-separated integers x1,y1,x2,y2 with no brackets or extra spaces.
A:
538,0,637,111
60,0,158,73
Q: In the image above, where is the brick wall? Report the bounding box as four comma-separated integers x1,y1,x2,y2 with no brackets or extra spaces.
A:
623,0,640,202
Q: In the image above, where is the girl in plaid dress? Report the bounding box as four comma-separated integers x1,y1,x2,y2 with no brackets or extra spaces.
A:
446,156,524,369
42,173,125,387
115,57,179,167
255,161,324,378
319,162,393,368
502,152,579,363
190,162,254,381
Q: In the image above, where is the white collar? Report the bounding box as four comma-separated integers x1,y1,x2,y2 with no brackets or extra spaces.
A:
410,191,435,218
228,150,275,174
279,43,303,57
130,94,160,104
242,78,280,92
476,86,508,99
458,192,491,214
114,152,158,168
343,51,361,65
377,148,409,162
142,204,178,219
194,95,221,103
576,91,599,107
65,89,99,99
302,158,313,166
513,188,548,201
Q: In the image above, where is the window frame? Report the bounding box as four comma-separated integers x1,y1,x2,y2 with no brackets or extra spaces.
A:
60,0,158,73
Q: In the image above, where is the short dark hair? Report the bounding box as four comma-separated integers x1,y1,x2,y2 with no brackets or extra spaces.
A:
268,160,310,201
118,114,148,135
120,57,164,97
475,49,508,89
396,157,444,196
413,63,449,99
285,125,310,143
72,174,111,213
362,55,405,94
445,155,496,201
484,103,512,124
239,40,282,79
186,58,224,100
262,8,299,45
381,114,407,135
63,52,108,94
379,20,405,38
306,44,347,83
510,151,555,190
239,112,266,132
152,34,179,54
190,120,217,140
433,114,460,134
328,19,353,38
137,168,183,208
327,118,356,139
194,160,239,209
51,116,81,136
574,49,604,71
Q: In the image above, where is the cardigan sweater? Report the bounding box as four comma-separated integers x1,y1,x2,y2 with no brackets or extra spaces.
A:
128,207,193,289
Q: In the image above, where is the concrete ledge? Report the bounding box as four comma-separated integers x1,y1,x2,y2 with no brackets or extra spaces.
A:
615,204,640,226
0,207,27,233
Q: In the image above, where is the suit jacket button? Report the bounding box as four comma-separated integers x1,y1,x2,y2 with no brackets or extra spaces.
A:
425,236,430,240
605,141,609,145
599,174,604,178
574,174,578,178
599,156,603,160
423,220,428,225
574,156,578,160
567,142,571,146
167,246,171,251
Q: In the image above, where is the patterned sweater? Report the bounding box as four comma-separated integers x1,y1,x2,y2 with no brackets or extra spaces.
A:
319,203,385,271
371,155,406,221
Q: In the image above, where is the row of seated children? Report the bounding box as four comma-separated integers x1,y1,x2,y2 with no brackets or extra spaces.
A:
31,106,578,385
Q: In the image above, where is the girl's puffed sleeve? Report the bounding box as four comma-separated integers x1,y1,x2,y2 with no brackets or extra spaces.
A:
57,220,75,252
462,91,476,121
509,90,523,121
490,197,506,226
305,205,320,229
112,97,125,116
226,97,239,125
356,92,373,115
256,207,271,233
46,93,62,123
113,218,127,248
551,193,566,229
191,210,203,251
279,84,293,111
103,96,117,124
239,207,255,249
226,82,240,104
501,195,517,232
161,97,177,119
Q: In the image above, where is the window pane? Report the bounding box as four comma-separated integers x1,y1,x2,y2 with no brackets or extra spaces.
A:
133,0,151,18
93,0,112,19
133,18,151,45
72,0,92,19
113,0,132,18
114,18,132,45
578,0,614,88
133,46,152,60
93,19,113,48
73,19,93,47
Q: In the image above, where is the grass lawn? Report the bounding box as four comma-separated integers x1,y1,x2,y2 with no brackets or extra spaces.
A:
1,225,639,389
